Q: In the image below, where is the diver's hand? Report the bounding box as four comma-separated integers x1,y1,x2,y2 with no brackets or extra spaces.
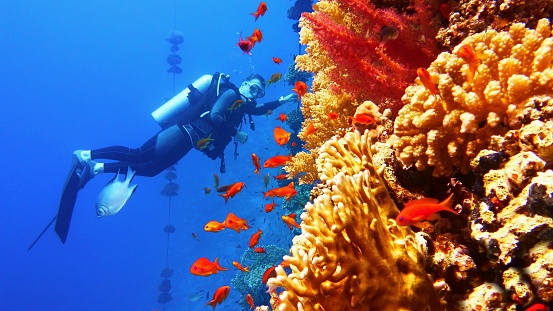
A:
279,93,296,105
235,131,248,144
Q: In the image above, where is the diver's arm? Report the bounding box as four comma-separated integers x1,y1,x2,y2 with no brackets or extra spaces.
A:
210,90,239,136
247,93,296,115
247,100,282,115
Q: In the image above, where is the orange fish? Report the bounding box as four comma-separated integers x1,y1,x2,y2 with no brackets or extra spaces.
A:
219,181,245,203
263,154,292,168
396,194,457,227
261,265,276,284
272,57,282,64
204,187,211,195
263,182,297,200
456,45,479,83
273,174,288,180
291,142,297,147
190,257,228,276
264,109,273,117
204,220,226,232
254,247,266,253
249,228,263,248
525,303,548,311
237,32,253,55
276,113,287,122
227,99,244,113
292,81,308,100
348,114,375,126
328,112,339,120
197,134,213,150
279,260,290,268
416,67,438,95
304,123,317,136
224,212,250,233
205,285,230,310
282,213,301,229
265,200,278,212
274,126,291,146
246,293,255,309
251,153,261,176
251,2,268,21
267,73,282,87
232,261,250,272
248,28,263,45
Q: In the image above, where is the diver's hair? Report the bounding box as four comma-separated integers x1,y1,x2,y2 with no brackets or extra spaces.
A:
244,73,266,89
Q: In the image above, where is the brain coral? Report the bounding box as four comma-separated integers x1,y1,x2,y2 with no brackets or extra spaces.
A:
392,18,553,177
268,130,440,310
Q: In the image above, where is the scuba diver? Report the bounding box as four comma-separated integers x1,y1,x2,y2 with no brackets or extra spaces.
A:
43,72,297,245
70,73,296,189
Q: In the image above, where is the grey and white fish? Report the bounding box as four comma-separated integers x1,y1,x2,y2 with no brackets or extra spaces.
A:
96,167,137,217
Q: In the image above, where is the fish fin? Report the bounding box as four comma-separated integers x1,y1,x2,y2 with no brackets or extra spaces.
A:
103,171,120,187
439,193,458,214
125,166,136,184
404,197,439,208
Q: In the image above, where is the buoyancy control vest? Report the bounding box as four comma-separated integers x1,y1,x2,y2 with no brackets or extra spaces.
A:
151,72,243,129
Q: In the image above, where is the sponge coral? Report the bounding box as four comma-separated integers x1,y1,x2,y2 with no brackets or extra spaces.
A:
268,130,440,310
392,18,553,177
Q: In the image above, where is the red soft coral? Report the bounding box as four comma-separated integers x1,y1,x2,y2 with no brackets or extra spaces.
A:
301,0,440,116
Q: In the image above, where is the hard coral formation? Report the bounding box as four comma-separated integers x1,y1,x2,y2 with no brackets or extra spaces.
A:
467,117,553,306
436,0,553,49
392,19,553,177
269,130,440,310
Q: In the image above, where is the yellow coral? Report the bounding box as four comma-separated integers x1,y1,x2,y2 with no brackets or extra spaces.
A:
284,9,367,184
269,130,440,310
392,19,553,177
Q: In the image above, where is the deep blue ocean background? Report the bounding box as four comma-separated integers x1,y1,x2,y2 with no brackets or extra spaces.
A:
0,1,305,310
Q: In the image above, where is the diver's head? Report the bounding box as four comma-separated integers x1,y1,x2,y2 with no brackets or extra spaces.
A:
239,73,266,100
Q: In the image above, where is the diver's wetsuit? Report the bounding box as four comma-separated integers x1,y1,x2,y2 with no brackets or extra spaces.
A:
92,123,200,176
89,89,281,177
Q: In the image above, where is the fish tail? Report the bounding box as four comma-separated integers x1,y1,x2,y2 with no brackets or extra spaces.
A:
219,193,229,204
214,257,228,271
439,193,457,214
205,300,217,310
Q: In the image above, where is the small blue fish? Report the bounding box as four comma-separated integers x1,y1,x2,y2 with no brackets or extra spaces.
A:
96,167,137,217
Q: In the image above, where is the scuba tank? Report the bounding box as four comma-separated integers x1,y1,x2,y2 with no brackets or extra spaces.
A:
152,74,216,128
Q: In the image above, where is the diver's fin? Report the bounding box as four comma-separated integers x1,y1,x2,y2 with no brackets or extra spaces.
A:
28,214,57,251
54,156,83,244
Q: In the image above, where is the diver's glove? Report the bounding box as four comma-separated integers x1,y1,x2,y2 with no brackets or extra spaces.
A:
279,93,296,105
234,131,248,144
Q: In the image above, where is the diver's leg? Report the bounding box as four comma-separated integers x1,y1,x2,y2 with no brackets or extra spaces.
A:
102,124,195,177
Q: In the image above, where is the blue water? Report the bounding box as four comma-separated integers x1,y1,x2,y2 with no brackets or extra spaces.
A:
0,1,304,310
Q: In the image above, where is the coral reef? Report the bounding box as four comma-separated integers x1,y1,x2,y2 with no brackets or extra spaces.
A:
281,183,311,214
466,118,553,306
268,130,440,310
392,19,553,177
285,0,441,184
284,62,312,86
231,245,288,308
436,0,553,50
297,0,439,109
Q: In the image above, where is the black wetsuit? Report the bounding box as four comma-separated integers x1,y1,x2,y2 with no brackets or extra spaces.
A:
91,89,281,177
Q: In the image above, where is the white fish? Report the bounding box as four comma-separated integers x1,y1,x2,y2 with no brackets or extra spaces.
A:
96,167,137,217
